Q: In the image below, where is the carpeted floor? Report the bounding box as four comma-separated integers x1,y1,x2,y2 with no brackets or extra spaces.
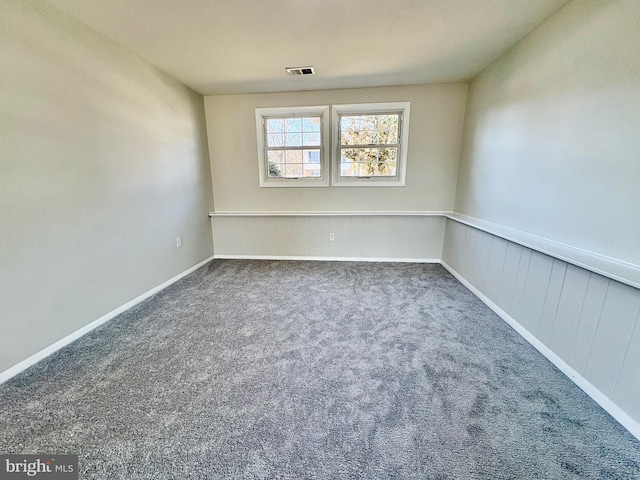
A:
1,260,639,479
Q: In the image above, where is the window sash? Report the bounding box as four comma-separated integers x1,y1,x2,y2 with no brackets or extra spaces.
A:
266,147,322,179
337,111,402,179
261,114,325,181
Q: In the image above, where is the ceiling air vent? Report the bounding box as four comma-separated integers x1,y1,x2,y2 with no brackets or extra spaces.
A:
286,66,315,76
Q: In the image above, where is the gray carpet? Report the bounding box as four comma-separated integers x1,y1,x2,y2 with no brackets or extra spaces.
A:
1,260,639,479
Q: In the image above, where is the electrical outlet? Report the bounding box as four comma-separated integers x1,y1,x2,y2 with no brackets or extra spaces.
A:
329,233,335,242
176,237,182,248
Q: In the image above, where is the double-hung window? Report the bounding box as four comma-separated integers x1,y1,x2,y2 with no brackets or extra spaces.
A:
332,102,410,186
255,105,329,187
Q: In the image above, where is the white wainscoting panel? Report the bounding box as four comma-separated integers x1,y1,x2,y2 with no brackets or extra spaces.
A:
211,215,445,261
583,282,640,396
442,218,640,436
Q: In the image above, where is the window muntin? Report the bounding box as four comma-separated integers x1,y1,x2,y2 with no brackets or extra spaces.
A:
332,102,410,187
255,105,329,187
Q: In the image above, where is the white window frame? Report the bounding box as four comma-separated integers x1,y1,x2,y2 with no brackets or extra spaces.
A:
255,105,330,187
332,102,410,187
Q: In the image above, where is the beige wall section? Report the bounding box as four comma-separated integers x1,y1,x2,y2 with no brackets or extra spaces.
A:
212,215,444,261
205,84,467,212
455,0,640,267
0,1,214,372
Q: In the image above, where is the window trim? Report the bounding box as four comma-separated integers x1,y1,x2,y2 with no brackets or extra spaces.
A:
255,105,330,187
332,102,410,187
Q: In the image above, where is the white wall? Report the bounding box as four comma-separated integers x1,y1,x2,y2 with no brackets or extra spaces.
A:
0,1,214,373
205,84,467,213
446,0,640,436
205,84,466,260
212,215,443,261
455,0,640,268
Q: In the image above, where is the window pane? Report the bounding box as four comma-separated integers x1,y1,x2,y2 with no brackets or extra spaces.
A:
268,163,285,177
267,150,284,163
339,147,397,177
303,132,321,146
266,118,284,134
340,117,360,139
341,160,375,177
358,130,378,146
339,113,399,147
284,132,302,147
341,116,359,127
267,151,285,177
340,162,354,177
341,130,358,145
303,153,321,176
373,162,397,176
341,148,358,163
284,150,302,164
267,116,323,147
303,150,320,177
381,125,398,144
266,133,284,147
267,149,320,179
285,117,302,132
267,148,284,178
385,147,397,162
302,117,321,132
371,148,397,176
285,163,303,177
303,149,320,164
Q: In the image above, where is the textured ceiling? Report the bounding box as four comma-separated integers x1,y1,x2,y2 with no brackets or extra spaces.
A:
44,0,569,95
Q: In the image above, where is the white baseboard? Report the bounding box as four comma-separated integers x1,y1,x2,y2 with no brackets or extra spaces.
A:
0,255,215,386
440,260,640,442
214,254,440,263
